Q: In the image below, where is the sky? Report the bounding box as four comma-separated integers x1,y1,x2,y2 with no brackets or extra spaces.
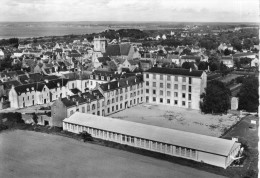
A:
0,0,259,22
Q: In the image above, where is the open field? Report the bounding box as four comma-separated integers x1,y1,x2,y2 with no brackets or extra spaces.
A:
0,130,226,178
110,104,240,137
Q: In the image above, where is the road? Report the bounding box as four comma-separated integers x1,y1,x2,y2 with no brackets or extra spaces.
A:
0,130,227,178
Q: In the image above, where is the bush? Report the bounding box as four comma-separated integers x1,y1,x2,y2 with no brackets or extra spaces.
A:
78,131,93,142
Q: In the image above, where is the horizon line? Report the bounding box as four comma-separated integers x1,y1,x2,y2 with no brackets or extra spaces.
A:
0,20,258,24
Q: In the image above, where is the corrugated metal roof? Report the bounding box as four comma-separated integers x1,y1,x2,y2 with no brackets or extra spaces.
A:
64,112,237,156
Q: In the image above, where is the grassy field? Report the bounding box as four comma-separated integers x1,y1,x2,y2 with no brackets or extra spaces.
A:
0,130,227,178
110,104,240,137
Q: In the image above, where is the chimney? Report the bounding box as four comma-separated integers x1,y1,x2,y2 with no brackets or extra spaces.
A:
126,80,128,85
108,84,110,90
118,82,120,87
189,68,192,72
78,91,82,97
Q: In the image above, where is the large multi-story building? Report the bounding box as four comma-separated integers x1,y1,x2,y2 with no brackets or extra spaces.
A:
97,75,144,115
143,67,207,110
51,89,105,127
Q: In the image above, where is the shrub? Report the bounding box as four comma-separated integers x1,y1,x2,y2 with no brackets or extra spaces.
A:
78,131,93,142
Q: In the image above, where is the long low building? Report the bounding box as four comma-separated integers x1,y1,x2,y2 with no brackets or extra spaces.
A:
63,112,241,169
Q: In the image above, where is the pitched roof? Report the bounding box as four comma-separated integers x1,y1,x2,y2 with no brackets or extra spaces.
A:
119,43,131,56
14,82,45,95
233,52,256,58
181,55,201,60
45,78,68,89
64,112,239,156
3,80,22,90
61,89,104,107
97,57,111,63
99,75,143,92
145,67,204,77
105,45,121,56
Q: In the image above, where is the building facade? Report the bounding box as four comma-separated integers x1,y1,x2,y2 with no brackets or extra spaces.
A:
143,67,207,110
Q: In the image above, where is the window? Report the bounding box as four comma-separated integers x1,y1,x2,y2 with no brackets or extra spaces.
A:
174,84,178,90
188,94,191,100
189,77,192,84
176,146,180,155
182,85,186,91
167,83,171,88
160,83,163,88
160,90,163,95
181,148,185,156
191,149,196,158
153,97,156,102
152,141,156,150
153,82,156,87
70,110,73,116
189,86,192,92
97,102,100,108
120,96,123,101
141,90,143,94
167,91,171,96
125,94,127,99
167,75,170,81
141,139,145,147
153,74,156,79
175,76,178,81
120,89,123,94
182,93,185,98
146,74,149,78
182,77,186,83
182,101,185,106
167,99,170,104
87,105,90,111
153,90,156,95
120,103,122,109
112,98,114,103
107,108,110,113
116,105,118,110
160,98,163,103
174,100,178,105
107,100,110,105
131,137,134,144
186,149,191,157
146,81,149,86
112,106,114,112
160,75,163,80
137,91,139,95
174,92,178,97
82,107,85,113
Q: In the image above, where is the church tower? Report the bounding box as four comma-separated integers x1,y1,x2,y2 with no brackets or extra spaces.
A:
93,36,106,53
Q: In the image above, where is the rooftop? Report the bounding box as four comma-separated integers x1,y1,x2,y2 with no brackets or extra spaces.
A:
64,112,239,156
145,67,204,77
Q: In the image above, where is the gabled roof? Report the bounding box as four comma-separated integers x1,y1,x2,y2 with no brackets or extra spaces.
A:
233,52,256,58
119,43,131,56
65,112,239,156
145,67,204,77
97,57,111,63
3,80,22,90
45,78,68,89
99,75,143,92
14,82,45,95
61,89,104,107
105,44,121,56
181,55,201,60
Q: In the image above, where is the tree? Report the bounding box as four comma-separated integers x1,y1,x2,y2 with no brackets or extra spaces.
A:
238,76,259,112
181,62,194,69
209,62,218,71
198,61,208,70
200,80,231,114
79,131,93,142
223,48,231,56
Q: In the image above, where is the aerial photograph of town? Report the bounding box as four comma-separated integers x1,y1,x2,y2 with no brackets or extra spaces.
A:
0,0,259,177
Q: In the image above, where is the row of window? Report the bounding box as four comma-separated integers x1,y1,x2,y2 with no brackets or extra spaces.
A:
69,101,103,116
107,98,143,114
146,90,192,99
146,82,192,91
146,74,192,84
107,85,143,97
107,91,143,105
150,97,190,106
64,123,197,159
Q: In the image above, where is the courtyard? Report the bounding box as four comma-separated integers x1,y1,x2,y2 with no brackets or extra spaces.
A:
110,104,240,137
0,130,226,178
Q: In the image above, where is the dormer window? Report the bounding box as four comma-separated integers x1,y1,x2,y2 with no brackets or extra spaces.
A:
101,76,104,80
107,77,110,81
90,75,93,79
95,75,99,80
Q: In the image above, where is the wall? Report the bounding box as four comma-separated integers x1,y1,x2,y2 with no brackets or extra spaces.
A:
197,151,227,168
51,99,67,127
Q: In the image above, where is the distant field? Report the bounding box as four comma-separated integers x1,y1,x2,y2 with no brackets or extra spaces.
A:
0,130,226,178
110,104,240,137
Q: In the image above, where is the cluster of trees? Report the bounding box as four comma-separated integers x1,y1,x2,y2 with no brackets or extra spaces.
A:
0,38,19,47
200,80,231,114
238,76,258,112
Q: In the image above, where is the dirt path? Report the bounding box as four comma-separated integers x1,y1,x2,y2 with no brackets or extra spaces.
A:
0,130,226,178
